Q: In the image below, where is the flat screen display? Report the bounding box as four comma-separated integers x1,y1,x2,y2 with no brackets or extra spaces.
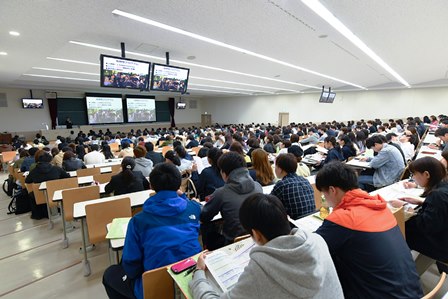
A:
100,55,150,90
86,96,123,124
318,91,330,103
327,92,336,103
176,102,186,109
22,98,44,109
126,97,156,122
150,63,190,93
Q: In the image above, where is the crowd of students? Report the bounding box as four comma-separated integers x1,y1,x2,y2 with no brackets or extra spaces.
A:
5,113,448,298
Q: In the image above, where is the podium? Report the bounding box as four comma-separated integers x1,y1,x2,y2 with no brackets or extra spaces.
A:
201,114,212,127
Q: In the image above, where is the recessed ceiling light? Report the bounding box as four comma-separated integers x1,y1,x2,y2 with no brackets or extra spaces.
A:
189,83,274,94
187,56,196,60
111,9,367,90
189,76,300,92
302,0,410,88
46,57,99,66
188,87,251,95
9,31,20,36
32,67,99,76
22,74,98,82
0,52,7,56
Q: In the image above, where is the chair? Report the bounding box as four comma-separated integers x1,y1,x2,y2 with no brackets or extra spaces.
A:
93,172,113,184
85,197,132,244
234,234,251,243
76,167,101,177
142,265,175,299
392,206,405,238
180,170,197,198
62,185,100,222
421,272,446,299
162,146,173,156
1,151,16,172
109,143,119,153
45,177,78,208
110,164,121,174
32,183,48,205
191,146,201,156
399,164,411,181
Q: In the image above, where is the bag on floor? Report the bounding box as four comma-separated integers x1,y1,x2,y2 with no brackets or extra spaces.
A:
29,192,48,219
7,188,31,215
3,175,15,197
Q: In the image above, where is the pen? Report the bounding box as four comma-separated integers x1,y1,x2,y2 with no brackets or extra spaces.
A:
184,265,197,276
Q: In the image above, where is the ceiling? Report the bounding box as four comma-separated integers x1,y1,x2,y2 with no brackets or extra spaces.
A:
1,0,448,97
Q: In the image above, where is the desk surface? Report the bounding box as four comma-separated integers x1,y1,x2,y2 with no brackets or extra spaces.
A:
39,175,94,190
415,145,442,160
52,183,107,202
73,189,154,219
85,159,122,168
67,166,112,177
346,158,371,169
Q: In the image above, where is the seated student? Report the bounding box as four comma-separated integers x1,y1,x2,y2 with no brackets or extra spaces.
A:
315,161,423,298
174,145,194,172
429,127,448,151
287,145,310,177
20,147,38,172
133,146,153,177
318,136,344,166
338,134,357,161
246,137,261,158
105,157,149,196
185,134,199,149
263,135,276,154
399,133,415,162
144,142,164,165
189,193,344,299
103,163,202,299
101,144,115,160
229,141,251,164
201,152,263,247
271,154,315,220
299,128,319,145
118,142,134,158
62,151,86,171
51,147,64,168
83,144,105,165
195,147,225,201
13,149,29,170
385,133,407,165
390,157,448,275
358,135,405,191
249,149,275,186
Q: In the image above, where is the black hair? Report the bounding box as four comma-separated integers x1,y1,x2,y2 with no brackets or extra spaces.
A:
101,144,114,159
365,135,385,149
435,127,448,137
121,142,130,149
385,133,398,142
149,162,182,192
174,145,187,159
239,193,291,241
28,147,38,157
144,142,154,152
38,152,53,163
91,144,99,151
121,157,136,184
275,153,297,174
165,150,181,166
409,157,447,197
207,147,223,169
217,151,246,176
315,161,358,192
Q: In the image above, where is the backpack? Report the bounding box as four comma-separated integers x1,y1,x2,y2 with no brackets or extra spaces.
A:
7,187,31,215
3,175,15,197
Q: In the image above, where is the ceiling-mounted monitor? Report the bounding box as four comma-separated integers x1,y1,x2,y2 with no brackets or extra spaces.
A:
22,98,44,109
176,102,187,109
150,63,190,93
100,54,151,90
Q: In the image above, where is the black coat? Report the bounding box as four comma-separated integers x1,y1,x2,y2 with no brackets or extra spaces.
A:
25,162,70,184
105,171,150,196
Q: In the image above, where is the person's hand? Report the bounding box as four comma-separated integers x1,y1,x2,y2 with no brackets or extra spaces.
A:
399,197,424,205
359,157,368,162
389,200,406,208
176,189,184,196
191,197,200,203
196,251,210,271
403,181,417,189
191,163,198,172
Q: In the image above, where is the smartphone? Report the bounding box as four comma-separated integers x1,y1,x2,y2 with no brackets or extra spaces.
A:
171,258,197,274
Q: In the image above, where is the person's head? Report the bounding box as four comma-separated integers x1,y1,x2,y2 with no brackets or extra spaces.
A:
229,141,245,156
121,142,130,149
409,157,447,196
164,150,181,166
63,151,76,161
28,147,38,158
121,156,136,184
133,146,147,158
239,193,291,245
251,149,274,186
435,128,448,142
37,152,52,163
144,142,154,152
207,147,223,168
149,162,182,192
290,134,299,143
441,151,448,169
385,132,399,143
324,136,337,149
174,145,187,159
51,147,59,157
315,161,359,208
91,144,99,152
217,152,246,181
275,153,297,178
19,149,29,158
365,135,385,152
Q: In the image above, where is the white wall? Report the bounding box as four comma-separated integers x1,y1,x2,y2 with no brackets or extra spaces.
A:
0,87,203,136
201,86,448,125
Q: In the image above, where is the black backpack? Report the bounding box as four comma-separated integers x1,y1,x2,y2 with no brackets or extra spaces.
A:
3,175,15,197
7,188,31,215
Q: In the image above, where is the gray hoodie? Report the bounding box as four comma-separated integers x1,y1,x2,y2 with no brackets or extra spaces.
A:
133,157,153,177
189,229,344,299
201,167,263,241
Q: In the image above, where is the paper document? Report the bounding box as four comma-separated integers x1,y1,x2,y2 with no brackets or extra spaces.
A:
205,238,255,292
106,217,131,239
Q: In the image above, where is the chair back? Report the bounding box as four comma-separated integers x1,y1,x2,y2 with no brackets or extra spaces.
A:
46,177,78,208
142,265,175,299
421,272,446,299
392,206,405,238
85,197,131,244
399,164,411,181
191,147,201,156
1,151,16,163
62,185,100,222
32,183,47,205
76,167,101,177
162,146,172,156
109,143,119,153
180,170,197,198
111,164,121,174
93,172,113,184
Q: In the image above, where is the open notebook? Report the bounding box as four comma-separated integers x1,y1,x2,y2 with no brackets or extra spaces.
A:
106,217,131,239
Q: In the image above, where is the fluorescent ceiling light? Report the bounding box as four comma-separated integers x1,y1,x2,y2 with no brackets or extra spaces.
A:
301,0,410,88
68,40,318,89
9,31,20,36
189,83,275,94
189,76,301,92
188,87,251,95
23,74,98,82
0,52,7,56
32,67,99,76
112,9,366,90
46,57,99,66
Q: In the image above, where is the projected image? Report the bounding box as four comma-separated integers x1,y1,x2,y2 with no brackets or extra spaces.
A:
127,98,156,122
151,64,189,93
22,99,43,109
101,55,150,90
86,96,123,124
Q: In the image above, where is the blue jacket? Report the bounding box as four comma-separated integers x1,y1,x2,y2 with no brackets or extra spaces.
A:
367,143,405,187
122,191,202,299
323,147,344,165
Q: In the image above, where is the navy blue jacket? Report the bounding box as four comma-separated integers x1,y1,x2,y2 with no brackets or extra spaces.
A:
196,166,225,200
323,147,344,165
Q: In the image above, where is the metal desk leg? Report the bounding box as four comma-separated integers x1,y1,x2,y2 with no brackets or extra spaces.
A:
80,218,91,277
43,190,54,230
60,202,69,248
